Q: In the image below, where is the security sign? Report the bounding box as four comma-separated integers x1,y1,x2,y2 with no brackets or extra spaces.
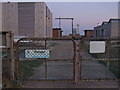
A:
25,49,50,58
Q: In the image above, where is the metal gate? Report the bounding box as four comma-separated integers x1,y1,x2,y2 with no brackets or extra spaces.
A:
79,38,120,81
15,38,76,82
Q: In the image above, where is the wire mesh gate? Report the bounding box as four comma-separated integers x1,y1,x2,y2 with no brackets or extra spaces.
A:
79,38,120,81
15,38,76,82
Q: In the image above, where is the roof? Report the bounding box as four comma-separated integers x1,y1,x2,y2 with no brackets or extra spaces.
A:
108,19,120,23
94,18,120,28
84,30,94,31
53,28,62,30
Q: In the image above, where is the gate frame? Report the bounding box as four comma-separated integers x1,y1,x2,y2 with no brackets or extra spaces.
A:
15,38,79,83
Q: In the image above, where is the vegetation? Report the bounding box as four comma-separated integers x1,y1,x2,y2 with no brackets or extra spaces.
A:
19,60,43,80
82,41,120,78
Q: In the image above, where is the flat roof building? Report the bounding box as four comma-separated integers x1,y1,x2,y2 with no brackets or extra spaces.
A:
53,28,62,38
84,30,94,38
94,19,120,38
2,2,53,38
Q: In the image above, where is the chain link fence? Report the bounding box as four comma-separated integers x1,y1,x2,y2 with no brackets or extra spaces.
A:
79,38,120,80
15,38,76,82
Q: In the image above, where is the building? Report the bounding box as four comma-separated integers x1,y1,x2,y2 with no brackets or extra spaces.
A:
2,2,53,38
94,19,120,38
53,28,62,38
84,30,94,38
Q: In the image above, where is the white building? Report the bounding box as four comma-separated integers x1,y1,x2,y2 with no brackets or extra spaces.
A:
2,2,53,38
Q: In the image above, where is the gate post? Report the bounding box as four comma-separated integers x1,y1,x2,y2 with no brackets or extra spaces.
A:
0,3,2,89
74,41,80,83
6,32,15,80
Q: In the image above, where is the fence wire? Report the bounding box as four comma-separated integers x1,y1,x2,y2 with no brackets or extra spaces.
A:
79,38,120,80
15,38,75,81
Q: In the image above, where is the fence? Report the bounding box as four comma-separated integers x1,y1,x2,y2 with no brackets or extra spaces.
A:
1,35,120,87
15,38,77,82
0,31,14,88
79,38,120,81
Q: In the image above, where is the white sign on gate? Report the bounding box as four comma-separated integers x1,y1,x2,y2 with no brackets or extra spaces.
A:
90,41,106,53
25,49,50,58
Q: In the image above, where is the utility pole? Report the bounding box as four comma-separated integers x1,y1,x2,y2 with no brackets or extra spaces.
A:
55,17,74,38
77,24,80,34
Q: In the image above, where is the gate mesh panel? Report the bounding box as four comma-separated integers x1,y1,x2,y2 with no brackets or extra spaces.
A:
16,38,75,81
2,48,11,79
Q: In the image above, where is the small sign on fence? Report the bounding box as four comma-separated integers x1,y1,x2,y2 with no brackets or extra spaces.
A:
25,49,50,58
90,41,106,53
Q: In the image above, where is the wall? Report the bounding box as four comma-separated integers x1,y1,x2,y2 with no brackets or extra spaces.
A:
2,2,52,38
35,2,46,38
2,3,18,35
53,30,60,38
18,2,35,37
84,30,93,37
111,20,119,37
35,2,52,38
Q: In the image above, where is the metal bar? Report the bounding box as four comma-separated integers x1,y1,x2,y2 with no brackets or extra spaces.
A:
58,17,61,28
80,78,119,81
79,39,83,80
16,38,75,45
15,45,19,82
106,39,110,80
72,19,74,38
19,59,74,61
73,40,76,83
22,79,74,82
45,40,47,80
55,17,73,20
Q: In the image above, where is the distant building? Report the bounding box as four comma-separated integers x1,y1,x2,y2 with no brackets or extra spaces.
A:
2,2,53,38
84,30,94,38
53,28,62,38
94,19,120,38
69,34,80,37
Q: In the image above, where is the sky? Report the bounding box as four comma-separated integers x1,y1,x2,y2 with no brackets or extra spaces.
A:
0,0,119,35
46,2,118,35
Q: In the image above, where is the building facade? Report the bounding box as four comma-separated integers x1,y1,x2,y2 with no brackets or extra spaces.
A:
2,2,53,38
94,19,120,38
84,30,94,38
53,28,62,38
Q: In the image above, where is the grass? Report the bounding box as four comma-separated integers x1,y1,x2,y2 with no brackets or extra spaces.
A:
82,41,120,78
19,60,43,80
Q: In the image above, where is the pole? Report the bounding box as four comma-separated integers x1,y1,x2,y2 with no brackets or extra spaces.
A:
55,17,74,38
72,18,74,38
59,17,61,29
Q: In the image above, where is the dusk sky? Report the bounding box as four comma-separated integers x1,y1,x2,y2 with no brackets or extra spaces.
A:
1,1,119,35
46,2,118,35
